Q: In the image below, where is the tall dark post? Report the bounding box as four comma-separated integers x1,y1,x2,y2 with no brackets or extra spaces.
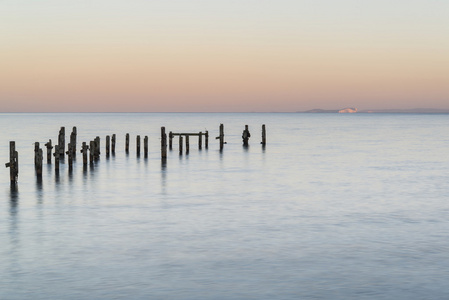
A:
179,135,183,155
144,136,148,157
169,131,173,150
261,124,266,146
81,142,88,165
54,145,60,171
198,132,202,150
136,135,141,155
94,136,100,160
216,124,224,151
125,133,129,153
45,139,53,164
89,141,94,164
35,142,43,177
161,127,167,159
205,131,209,149
58,127,65,156
111,134,116,154
66,143,73,171
70,127,77,156
185,135,190,154
242,125,250,146
106,135,110,156
5,141,19,185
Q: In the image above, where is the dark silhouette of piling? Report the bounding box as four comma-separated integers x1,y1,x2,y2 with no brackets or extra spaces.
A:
94,137,100,160
261,124,266,145
216,124,224,151
54,145,60,171
111,134,116,154
125,133,129,153
106,135,110,156
89,141,94,164
35,142,43,176
136,135,141,156
205,131,209,149
45,139,53,163
144,136,148,157
161,127,167,159
70,127,77,156
81,142,88,165
66,143,73,171
58,127,65,156
5,141,19,185
186,135,190,154
242,125,250,146
179,135,183,155
169,131,173,150
199,132,202,150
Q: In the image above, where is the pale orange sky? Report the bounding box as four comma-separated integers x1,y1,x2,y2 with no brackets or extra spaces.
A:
1,0,448,112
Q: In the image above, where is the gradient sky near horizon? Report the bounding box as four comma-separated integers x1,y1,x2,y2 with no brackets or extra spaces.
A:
1,0,448,112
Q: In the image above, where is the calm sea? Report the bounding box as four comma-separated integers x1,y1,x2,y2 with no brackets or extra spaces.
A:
1,113,449,299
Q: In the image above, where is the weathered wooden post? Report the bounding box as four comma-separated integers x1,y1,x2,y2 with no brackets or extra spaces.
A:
125,133,129,153
169,131,173,150
5,141,19,185
242,125,251,146
198,132,202,150
94,136,100,160
144,136,148,157
185,135,190,154
179,135,183,155
53,145,60,171
161,127,167,159
35,142,43,176
81,142,88,165
70,127,77,156
66,143,73,171
58,127,65,156
106,135,110,156
261,124,266,145
205,131,209,149
89,141,94,164
216,124,224,151
111,134,116,154
45,139,53,163
136,135,141,155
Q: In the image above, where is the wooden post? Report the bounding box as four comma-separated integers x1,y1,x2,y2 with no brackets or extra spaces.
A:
144,136,148,157
81,142,88,165
106,135,110,156
198,132,202,150
169,131,173,150
45,139,53,164
179,135,183,155
242,125,250,146
58,127,65,156
161,127,167,159
111,134,116,154
89,141,94,164
70,127,77,156
216,124,224,151
54,145,60,171
136,135,141,155
66,143,73,171
35,142,43,177
261,124,266,145
5,141,19,185
94,136,100,160
34,142,40,167
185,135,190,154
125,133,129,153
205,131,209,149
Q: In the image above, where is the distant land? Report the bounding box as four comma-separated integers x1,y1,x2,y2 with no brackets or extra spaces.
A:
300,108,449,113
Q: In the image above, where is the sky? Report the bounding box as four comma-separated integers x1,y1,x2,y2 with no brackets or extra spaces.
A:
1,0,448,112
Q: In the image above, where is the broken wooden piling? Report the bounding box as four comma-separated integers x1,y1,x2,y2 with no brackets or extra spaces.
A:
5,141,19,185
242,125,251,146
169,131,173,150
198,132,202,150
66,143,73,171
53,145,60,171
216,124,224,151
35,142,43,176
45,139,53,164
58,127,65,156
136,135,141,155
186,135,190,154
111,134,116,154
81,142,88,165
179,135,183,155
89,141,94,164
161,127,167,159
94,136,100,160
125,133,129,153
261,124,266,145
205,131,209,149
106,135,110,156
144,136,148,157
70,127,77,156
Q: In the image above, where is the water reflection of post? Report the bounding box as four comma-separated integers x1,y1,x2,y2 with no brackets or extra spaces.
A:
161,159,167,194
10,185,19,214
36,176,43,205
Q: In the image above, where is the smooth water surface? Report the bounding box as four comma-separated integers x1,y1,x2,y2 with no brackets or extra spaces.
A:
1,113,449,299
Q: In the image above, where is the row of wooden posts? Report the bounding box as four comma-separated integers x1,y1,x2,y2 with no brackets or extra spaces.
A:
5,124,266,185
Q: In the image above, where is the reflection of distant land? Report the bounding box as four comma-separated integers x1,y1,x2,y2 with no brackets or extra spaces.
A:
300,108,449,113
